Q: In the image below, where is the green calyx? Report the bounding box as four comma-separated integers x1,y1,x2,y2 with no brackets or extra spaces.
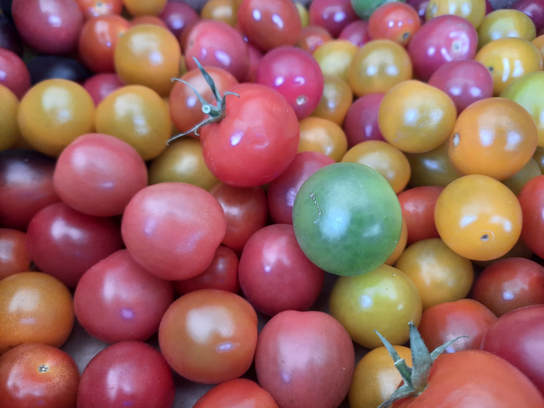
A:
168,57,239,145
375,322,467,408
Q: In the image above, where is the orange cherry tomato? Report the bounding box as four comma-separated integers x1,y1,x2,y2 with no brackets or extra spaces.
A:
379,80,457,153
341,140,411,193
313,40,358,81
406,141,462,187
0,272,74,355
114,24,181,97
368,2,421,46
347,39,412,97
477,9,536,49
310,75,353,125
448,97,538,180
123,0,167,17
201,0,238,27
434,174,523,261
395,238,474,309
298,117,348,161
0,84,20,151
95,85,171,161
18,79,95,157
77,0,123,19
475,38,543,95
149,138,219,190
426,0,486,28
533,34,544,59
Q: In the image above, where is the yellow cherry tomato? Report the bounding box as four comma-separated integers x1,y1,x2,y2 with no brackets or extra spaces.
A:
395,238,474,309
329,264,422,349
18,79,95,157
434,174,523,261
341,140,411,193
115,24,181,97
95,85,171,161
347,39,412,97
298,117,348,161
0,84,20,151
123,0,167,16
379,80,457,153
149,138,219,190
426,0,486,28
313,40,358,81
477,9,536,49
448,98,538,180
296,2,310,27
475,37,543,95
201,0,238,27
310,75,353,125
349,346,412,408
406,141,462,187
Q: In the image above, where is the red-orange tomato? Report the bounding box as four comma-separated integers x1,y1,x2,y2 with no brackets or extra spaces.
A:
398,186,443,245
368,2,421,46
0,229,30,280
77,0,122,19
193,379,279,408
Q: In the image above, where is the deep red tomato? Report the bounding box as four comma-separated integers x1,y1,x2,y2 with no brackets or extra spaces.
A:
83,73,124,105
519,175,544,258
0,343,80,408
368,2,421,46
0,48,30,99
481,305,544,395
398,186,443,245
309,0,358,37
193,379,279,408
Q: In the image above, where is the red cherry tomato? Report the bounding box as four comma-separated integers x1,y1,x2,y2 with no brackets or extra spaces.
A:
338,20,371,47
193,379,279,408
309,0,358,37
519,175,544,259
0,229,30,280
343,93,385,147
77,0,122,19
0,48,30,99
83,73,124,105
398,186,443,245
158,1,199,38
368,2,421,46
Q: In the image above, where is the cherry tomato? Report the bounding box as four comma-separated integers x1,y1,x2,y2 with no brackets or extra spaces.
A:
351,0,401,19
406,140,461,187
296,25,333,53
83,73,124,105
418,299,497,353
312,39,358,81
201,0,238,27
0,272,74,355
173,245,240,295
475,37,543,95
338,20,372,47
77,341,175,408
255,310,355,408
398,186,443,245
519,175,544,258
18,79,95,157
407,0,430,22
158,1,199,38
0,15,24,57
0,343,80,408
477,9,536,49
0,84,20,151
95,85,171,161
329,264,423,348
386,218,408,266
159,289,258,384
0,49,30,100
481,305,544,395
349,346,412,408
237,0,301,51
129,15,169,28
194,378,278,408
123,0,167,16
77,0,122,19
448,98,538,180
368,2,421,46
426,0,486,28
341,140,411,193
513,0,544,33
239,224,324,316
298,116,348,161
310,74,353,125
502,157,541,195
308,0,358,37
379,80,457,153
200,83,300,187
0,229,30,280
533,33,544,59
434,175,523,261
343,93,385,147
347,39,413,97
122,183,226,281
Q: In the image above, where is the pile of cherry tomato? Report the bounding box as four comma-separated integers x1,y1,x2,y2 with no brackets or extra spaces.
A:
1,0,544,406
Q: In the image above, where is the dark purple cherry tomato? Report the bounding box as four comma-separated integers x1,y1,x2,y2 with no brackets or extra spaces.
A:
210,183,268,254
54,133,148,217
267,151,335,224
158,0,199,38
77,341,175,408
428,60,494,113
26,56,91,85
256,46,324,120
255,310,355,408
185,20,249,82
173,245,240,295
12,0,84,55
74,249,174,344
83,73,124,105
0,16,23,57
338,20,371,47
343,93,385,147
513,0,544,32
239,224,324,316
309,0,358,37
0,150,60,230
26,202,123,288
0,48,30,99
481,305,544,395
121,183,226,281
408,15,478,81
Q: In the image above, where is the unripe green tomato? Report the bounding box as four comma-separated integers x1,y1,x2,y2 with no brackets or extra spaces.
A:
292,162,402,276
351,0,406,20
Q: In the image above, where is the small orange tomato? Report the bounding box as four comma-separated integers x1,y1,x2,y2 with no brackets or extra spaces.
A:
426,0,486,28
448,98,538,180
341,140,411,193
298,117,348,161
395,238,474,309
368,2,421,46
435,174,522,261
475,38,543,95
313,40,358,81
533,34,544,59
378,80,457,153
310,75,353,125
347,39,412,97
477,9,536,49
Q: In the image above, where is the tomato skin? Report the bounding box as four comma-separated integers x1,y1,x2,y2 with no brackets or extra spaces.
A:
394,350,544,408
481,305,544,395
0,229,30,280
519,175,544,259
398,186,443,245
201,83,300,187
193,379,279,408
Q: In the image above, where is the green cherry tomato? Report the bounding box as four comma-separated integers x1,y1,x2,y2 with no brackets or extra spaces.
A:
351,0,406,20
292,162,402,276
